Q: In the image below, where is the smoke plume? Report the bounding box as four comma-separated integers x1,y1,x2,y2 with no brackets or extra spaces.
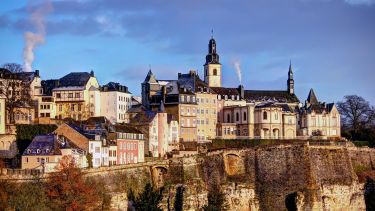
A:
23,0,53,72
232,59,242,84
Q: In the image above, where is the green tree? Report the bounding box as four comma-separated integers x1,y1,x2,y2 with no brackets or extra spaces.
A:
130,183,163,211
203,185,228,211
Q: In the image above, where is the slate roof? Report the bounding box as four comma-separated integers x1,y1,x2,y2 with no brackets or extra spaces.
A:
0,68,20,80
41,79,59,96
22,135,78,156
113,124,143,134
211,87,239,96
307,88,318,104
144,70,157,83
15,71,39,83
59,72,92,87
244,90,299,103
101,82,131,93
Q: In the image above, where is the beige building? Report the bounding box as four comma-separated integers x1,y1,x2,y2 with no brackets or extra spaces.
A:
22,135,87,172
196,91,217,142
254,103,297,139
52,71,100,120
299,89,340,138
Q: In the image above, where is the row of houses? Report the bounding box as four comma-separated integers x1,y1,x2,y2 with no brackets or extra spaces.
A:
1,36,342,171
21,117,145,171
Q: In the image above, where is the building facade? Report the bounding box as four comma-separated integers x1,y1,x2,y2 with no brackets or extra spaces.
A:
100,82,132,123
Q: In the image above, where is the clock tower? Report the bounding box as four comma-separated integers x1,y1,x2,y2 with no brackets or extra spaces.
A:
204,36,222,87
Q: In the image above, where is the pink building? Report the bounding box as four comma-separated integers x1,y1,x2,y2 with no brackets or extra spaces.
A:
114,124,145,165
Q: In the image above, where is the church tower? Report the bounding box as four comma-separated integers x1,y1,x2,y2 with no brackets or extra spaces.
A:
204,35,222,87
287,61,295,94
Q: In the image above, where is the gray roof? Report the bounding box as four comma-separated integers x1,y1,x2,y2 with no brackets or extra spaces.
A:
59,72,93,87
244,90,299,103
23,135,79,156
307,88,318,104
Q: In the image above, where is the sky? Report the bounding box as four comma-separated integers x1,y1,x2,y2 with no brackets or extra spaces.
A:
0,0,374,104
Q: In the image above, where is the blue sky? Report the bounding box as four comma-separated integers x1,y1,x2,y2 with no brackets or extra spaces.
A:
0,0,374,104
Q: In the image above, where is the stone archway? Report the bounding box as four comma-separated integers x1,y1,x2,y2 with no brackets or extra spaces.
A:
224,153,244,176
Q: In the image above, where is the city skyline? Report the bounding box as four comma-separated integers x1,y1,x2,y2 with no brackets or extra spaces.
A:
0,0,374,104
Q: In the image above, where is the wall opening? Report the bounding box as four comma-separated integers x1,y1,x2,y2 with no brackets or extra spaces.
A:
285,192,297,211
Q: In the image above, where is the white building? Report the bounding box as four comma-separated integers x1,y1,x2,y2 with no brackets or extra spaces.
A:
100,82,132,123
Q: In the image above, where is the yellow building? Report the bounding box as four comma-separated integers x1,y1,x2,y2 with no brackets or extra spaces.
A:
52,71,100,120
196,86,217,142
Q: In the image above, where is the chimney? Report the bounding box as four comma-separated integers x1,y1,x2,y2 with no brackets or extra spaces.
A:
238,85,244,99
35,70,40,77
189,70,196,76
90,70,94,77
162,86,166,102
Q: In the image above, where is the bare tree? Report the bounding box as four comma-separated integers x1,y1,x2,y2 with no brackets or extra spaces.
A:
337,95,374,132
2,63,23,73
0,68,32,124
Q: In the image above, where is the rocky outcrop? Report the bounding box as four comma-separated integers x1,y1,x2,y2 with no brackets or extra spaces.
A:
3,143,374,210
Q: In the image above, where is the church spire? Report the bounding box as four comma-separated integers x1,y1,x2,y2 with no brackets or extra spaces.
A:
287,60,295,94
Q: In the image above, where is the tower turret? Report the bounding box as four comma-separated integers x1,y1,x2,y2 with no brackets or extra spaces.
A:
204,33,222,87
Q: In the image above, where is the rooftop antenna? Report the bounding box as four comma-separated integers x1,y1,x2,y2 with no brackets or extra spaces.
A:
211,29,214,38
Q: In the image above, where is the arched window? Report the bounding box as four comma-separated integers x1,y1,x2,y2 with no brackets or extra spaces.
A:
213,69,217,76
263,112,268,120
227,114,231,123
243,112,247,121
236,112,239,121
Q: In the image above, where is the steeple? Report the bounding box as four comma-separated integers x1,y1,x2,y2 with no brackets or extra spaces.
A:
287,60,295,94
144,69,157,83
204,33,222,87
205,35,220,65
307,88,318,105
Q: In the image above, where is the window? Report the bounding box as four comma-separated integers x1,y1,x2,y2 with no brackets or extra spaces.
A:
275,113,278,120
71,104,75,111
68,93,73,98
243,112,247,121
236,112,239,121
75,93,80,98
59,105,62,112
227,114,231,123
213,69,217,75
56,93,61,98
263,112,268,120
95,147,100,153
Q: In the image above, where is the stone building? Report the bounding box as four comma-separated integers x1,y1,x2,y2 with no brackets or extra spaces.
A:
298,89,341,138
254,103,297,139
